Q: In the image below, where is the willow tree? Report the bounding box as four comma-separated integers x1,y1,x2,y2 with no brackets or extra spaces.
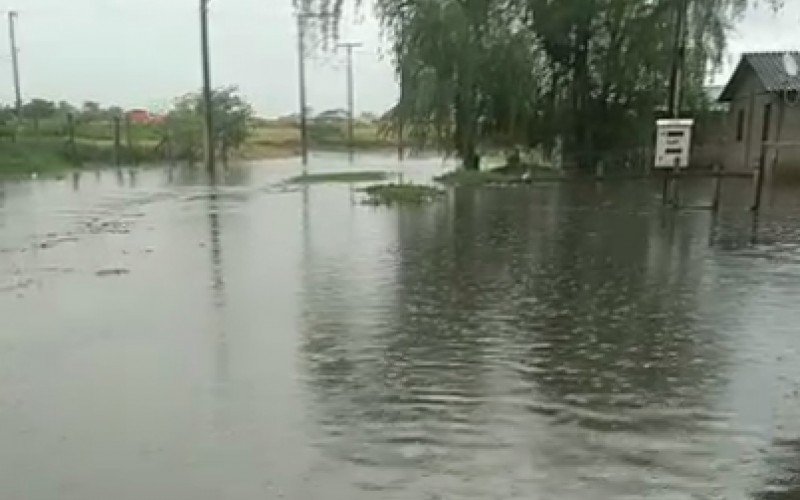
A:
382,0,543,168
300,0,781,169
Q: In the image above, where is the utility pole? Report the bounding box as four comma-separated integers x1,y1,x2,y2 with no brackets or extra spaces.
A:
297,11,333,171
297,14,309,170
338,42,362,161
200,0,215,175
667,0,689,118
8,11,22,117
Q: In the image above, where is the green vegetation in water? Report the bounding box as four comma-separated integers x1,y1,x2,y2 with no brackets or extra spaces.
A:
434,169,519,186
360,183,444,206
0,139,74,175
289,171,389,184
435,163,564,186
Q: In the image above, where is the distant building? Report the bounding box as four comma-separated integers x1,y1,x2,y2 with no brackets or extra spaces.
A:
315,109,349,123
716,51,800,173
126,109,166,125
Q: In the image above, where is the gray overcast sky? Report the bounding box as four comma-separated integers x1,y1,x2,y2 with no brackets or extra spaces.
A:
0,0,798,117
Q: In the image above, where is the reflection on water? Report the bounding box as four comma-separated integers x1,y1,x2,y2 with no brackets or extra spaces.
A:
1,157,799,499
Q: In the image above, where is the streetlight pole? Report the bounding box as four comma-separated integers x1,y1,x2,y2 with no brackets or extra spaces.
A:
8,11,22,117
338,42,362,161
200,0,215,175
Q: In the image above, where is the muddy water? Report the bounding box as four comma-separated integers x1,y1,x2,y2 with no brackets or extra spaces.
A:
1,154,800,499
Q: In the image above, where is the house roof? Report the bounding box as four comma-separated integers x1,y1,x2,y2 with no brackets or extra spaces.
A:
719,52,800,102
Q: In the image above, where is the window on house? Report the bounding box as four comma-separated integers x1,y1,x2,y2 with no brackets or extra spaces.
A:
762,104,772,142
736,109,745,142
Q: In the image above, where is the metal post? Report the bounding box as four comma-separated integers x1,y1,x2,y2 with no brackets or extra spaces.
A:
297,15,309,170
200,0,215,175
8,11,22,117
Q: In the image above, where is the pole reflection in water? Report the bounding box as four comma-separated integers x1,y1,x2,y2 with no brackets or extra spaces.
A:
206,181,230,416
208,188,225,306
751,211,760,245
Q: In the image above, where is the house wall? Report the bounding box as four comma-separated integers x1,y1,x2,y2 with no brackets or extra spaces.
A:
719,70,771,173
771,94,800,179
711,70,800,176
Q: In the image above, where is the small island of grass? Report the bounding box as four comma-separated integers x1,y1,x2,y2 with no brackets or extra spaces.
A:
360,183,444,206
288,171,389,184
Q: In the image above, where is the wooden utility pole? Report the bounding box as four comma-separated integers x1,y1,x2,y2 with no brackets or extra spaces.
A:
338,42,362,161
297,11,334,171
8,11,22,117
297,14,309,170
200,0,215,175
667,0,689,118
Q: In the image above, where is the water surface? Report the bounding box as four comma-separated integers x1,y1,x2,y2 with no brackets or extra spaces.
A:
1,154,799,499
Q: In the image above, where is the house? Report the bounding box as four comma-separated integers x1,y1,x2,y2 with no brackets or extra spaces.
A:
717,51,800,174
127,109,151,125
126,109,166,125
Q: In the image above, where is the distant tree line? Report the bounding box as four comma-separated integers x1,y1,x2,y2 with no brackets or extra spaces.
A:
0,87,254,164
300,0,782,169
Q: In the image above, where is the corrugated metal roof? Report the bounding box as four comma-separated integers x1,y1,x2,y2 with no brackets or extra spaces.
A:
719,52,800,101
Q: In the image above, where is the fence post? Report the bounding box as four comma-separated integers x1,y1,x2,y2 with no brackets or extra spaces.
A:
166,129,176,166
711,163,723,213
125,114,135,165
66,113,77,162
113,116,121,167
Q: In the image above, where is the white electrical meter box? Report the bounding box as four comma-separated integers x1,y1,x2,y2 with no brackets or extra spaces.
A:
655,119,694,169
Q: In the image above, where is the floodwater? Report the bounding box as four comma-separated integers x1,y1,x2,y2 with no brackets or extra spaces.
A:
1,153,800,499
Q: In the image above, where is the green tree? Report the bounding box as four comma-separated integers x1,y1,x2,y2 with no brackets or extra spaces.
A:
21,99,56,131
81,101,102,121
168,86,254,163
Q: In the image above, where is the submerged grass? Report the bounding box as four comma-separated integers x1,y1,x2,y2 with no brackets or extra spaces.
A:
434,169,518,186
288,171,389,184
0,139,76,176
361,183,444,206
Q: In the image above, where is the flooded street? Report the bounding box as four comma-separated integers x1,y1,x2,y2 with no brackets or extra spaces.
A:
2,154,800,499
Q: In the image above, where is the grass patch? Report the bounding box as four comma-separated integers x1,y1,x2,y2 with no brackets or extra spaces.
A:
434,169,518,186
361,183,444,206
289,171,389,184
0,138,75,175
